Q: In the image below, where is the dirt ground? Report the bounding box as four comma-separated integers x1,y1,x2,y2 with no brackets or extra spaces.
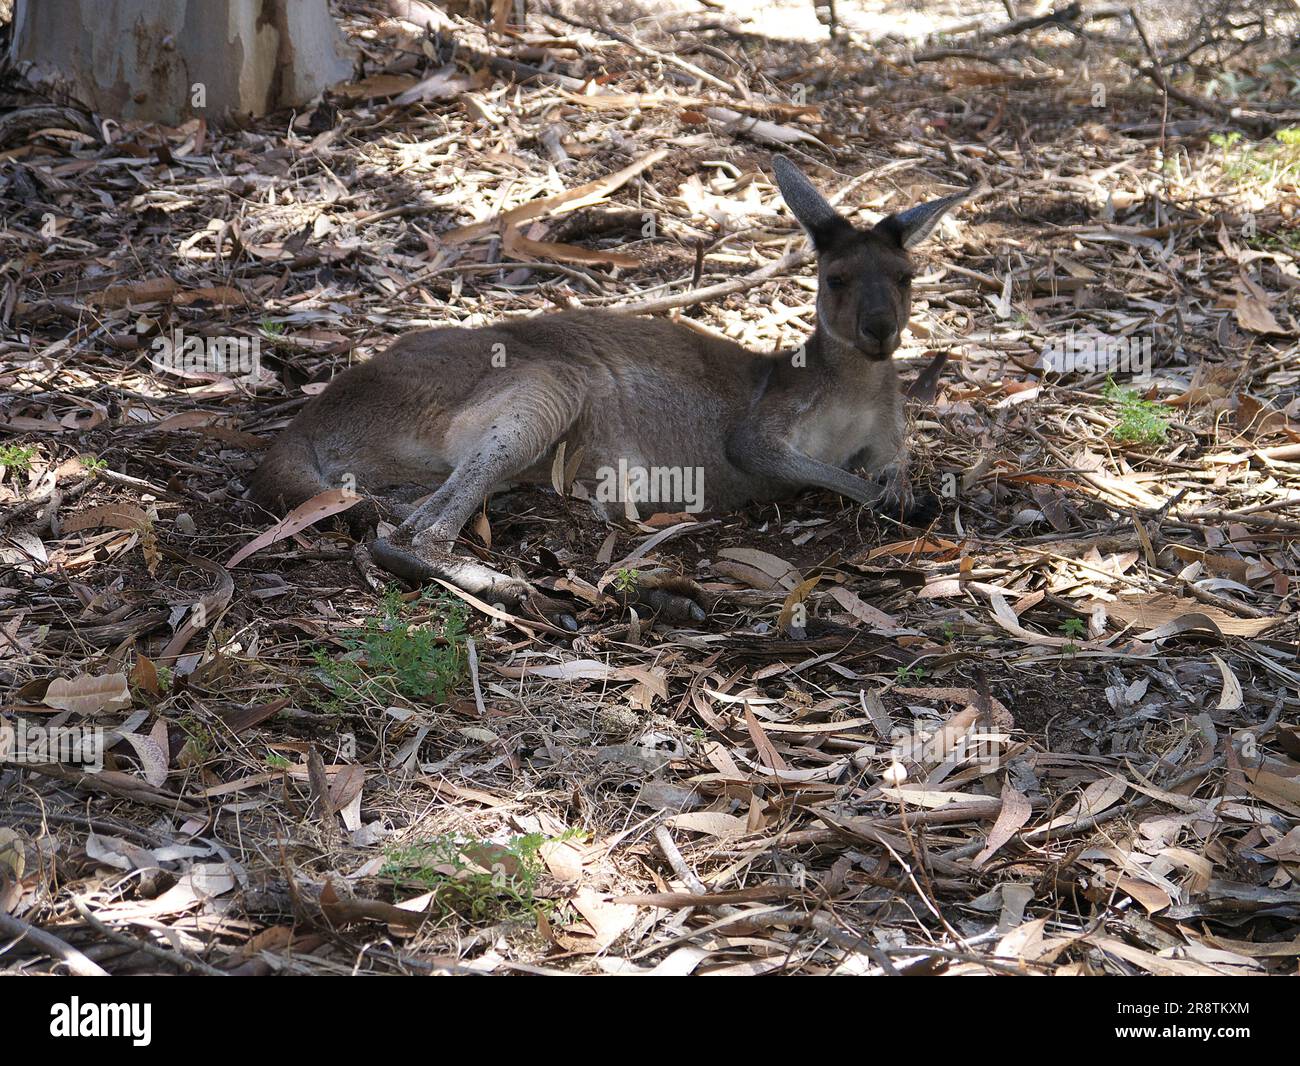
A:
2,0,1299,975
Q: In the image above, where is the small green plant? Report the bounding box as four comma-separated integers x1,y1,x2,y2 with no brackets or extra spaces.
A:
0,444,37,473
1060,617,1085,656
1246,227,1300,254
382,832,573,922
177,713,214,766
1209,127,1300,187
78,454,108,475
613,567,641,593
941,621,957,644
265,752,292,770
260,318,285,336
314,586,467,711
895,664,927,684
1102,377,1170,445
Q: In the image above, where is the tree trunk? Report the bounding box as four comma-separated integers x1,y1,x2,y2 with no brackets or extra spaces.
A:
10,0,354,125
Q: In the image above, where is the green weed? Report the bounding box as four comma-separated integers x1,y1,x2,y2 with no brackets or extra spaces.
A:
0,445,37,473
1209,127,1300,187
313,586,467,712
1102,377,1170,445
382,831,576,922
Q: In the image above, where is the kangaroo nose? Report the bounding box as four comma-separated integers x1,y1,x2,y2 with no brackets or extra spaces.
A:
859,314,897,348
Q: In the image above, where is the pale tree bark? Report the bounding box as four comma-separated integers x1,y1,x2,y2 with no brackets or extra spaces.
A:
9,0,354,124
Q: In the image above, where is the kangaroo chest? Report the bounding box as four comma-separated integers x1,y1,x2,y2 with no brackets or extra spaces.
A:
785,391,877,469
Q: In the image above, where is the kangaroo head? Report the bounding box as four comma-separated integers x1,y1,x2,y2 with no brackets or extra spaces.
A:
773,156,967,361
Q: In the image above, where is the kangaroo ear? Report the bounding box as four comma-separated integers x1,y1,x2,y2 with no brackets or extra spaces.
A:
773,156,852,250
876,190,969,250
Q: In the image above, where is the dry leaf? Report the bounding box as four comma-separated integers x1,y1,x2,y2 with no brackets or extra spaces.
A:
570,887,637,949
444,149,668,245
1233,272,1285,335
228,488,361,567
1095,593,1280,638
504,226,641,269
1210,653,1244,711
43,673,132,715
972,780,1032,868
666,811,748,839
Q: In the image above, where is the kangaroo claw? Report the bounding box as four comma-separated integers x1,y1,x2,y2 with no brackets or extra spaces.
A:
352,541,390,592
371,537,534,606
901,488,940,527
370,537,436,586
615,570,708,623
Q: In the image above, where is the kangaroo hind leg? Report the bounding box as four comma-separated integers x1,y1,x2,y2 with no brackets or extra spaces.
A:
371,381,579,604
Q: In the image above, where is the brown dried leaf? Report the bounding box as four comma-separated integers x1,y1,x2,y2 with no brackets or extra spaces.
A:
1233,272,1285,335
227,488,361,567
43,672,131,715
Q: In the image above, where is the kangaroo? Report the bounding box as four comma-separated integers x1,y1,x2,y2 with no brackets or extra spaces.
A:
248,156,967,610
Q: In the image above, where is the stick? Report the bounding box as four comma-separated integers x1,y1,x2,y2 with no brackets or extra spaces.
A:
0,909,109,976
71,897,227,976
613,248,810,316
548,10,733,91
1126,8,1276,135
653,824,901,974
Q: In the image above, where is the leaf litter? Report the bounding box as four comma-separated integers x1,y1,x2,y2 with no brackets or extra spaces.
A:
1,0,1299,976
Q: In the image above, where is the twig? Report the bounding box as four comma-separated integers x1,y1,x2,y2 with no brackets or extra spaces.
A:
936,700,1283,866
0,909,109,976
653,824,708,894
549,10,733,91
71,897,228,976
2,804,164,847
1125,8,1276,135
653,824,900,974
613,247,810,316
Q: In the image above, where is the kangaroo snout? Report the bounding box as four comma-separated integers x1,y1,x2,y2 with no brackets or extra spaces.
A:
857,311,899,358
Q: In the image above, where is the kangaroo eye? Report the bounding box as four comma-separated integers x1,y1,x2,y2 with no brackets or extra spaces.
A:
898,271,915,286
826,276,847,290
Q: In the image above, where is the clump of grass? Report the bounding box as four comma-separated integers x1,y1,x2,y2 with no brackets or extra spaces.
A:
0,444,37,473
1210,127,1300,187
1102,377,1170,445
382,832,574,922
313,586,467,712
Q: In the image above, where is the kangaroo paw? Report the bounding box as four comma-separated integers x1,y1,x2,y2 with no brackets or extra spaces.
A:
371,537,533,606
615,570,708,623
877,464,940,528
899,488,940,527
